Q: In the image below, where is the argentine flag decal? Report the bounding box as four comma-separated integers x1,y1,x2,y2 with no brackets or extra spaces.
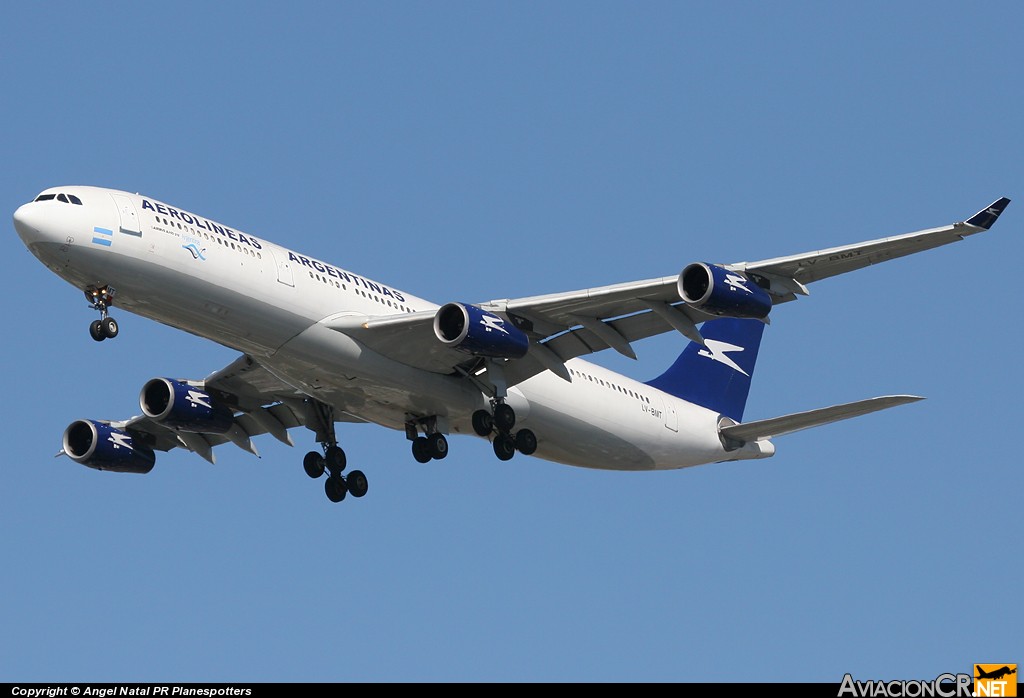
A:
92,226,113,247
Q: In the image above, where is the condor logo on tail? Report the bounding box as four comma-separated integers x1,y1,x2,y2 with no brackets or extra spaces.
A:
480,314,510,335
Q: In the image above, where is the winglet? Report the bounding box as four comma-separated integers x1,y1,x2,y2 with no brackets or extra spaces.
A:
965,197,1010,229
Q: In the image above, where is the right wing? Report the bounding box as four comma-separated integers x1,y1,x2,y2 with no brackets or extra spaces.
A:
104,354,366,464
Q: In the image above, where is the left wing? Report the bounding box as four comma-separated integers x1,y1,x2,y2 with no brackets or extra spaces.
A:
330,198,1009,388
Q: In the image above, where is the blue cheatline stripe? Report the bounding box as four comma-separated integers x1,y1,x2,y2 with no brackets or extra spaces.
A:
91,237,113,247
93,226,113,236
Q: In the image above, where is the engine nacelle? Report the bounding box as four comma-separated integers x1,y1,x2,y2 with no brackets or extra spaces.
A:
62,419,156,474
433,303,529,359
140,377,234,433
679,263,772,319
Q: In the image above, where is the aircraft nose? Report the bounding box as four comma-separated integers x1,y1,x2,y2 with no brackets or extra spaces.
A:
12,203,42,243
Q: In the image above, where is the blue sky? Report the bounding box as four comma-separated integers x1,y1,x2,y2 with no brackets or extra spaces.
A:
1,2,1020,682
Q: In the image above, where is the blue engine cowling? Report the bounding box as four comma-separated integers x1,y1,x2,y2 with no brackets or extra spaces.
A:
433,303,530,359
140,377,234,433
62,419,156,474
678,263,773,319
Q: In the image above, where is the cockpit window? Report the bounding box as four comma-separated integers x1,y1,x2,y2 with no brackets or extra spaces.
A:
32,192,83,204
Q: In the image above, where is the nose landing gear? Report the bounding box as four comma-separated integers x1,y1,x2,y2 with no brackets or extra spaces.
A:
85,286,119,341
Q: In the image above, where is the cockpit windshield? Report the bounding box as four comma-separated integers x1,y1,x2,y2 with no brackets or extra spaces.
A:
34,192,82,205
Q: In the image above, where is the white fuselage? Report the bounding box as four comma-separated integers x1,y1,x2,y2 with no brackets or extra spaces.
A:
14,186,773,471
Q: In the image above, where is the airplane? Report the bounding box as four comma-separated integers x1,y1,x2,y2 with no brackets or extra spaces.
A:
12,187,1010,503
976,666,1017,681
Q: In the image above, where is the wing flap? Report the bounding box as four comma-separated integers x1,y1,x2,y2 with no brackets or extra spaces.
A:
719,395,924,443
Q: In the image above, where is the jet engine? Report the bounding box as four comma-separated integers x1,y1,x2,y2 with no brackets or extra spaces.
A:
140,378,234,433
434,303,529,359
62,419,156,474
679,263,772,319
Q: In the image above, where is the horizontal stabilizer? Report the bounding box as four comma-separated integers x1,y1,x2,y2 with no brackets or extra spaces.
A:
720,395,924,444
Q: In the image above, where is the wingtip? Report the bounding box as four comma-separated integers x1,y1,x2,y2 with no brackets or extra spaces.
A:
886,394,926,404
965,197,1011,229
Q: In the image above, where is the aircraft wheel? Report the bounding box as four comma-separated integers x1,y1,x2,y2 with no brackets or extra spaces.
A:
325,474,347,502
515,429,537,456
471,410,493,436
347,470,368,498
101,317,119,339
412,436,432,463
89,320,105,342
325,445,347,472
493,403,516,432
427,433,448,460
303,451,325,478
493,433,516,461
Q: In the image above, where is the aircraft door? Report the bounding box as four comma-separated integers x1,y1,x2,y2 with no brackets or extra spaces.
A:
663,398,678,432
267,248,294,286
110,194,141,236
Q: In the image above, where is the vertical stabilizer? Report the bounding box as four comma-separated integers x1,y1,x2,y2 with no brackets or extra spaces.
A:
645,318,765,421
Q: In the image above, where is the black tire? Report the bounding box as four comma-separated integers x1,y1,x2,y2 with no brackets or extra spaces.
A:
427,433,449,460
493,433,516,461
303,451,325,478
515,429,538,456
471,410,493,436
325,445,346,473
89,320,105,342
347,469,368,498
101,317,119,339
325,475,347,502
493,403,516,432
412,436,432,463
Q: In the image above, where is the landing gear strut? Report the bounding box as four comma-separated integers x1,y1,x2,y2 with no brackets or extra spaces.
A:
86,286,119,341
472,400,537,462
302,399,367,503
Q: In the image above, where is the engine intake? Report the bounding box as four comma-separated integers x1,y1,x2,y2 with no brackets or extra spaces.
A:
62,419,155,474
679,263,772,319
434,303,529,359
140,378,234,433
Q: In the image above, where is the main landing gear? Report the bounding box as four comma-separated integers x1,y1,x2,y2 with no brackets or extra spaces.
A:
472,400,537,462
406,416,449,464
86,286,119,342
301,400,367,504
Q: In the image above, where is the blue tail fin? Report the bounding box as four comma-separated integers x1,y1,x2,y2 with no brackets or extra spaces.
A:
645,318,766,421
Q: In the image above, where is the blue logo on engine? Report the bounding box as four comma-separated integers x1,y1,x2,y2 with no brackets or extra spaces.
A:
182,243,207,261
